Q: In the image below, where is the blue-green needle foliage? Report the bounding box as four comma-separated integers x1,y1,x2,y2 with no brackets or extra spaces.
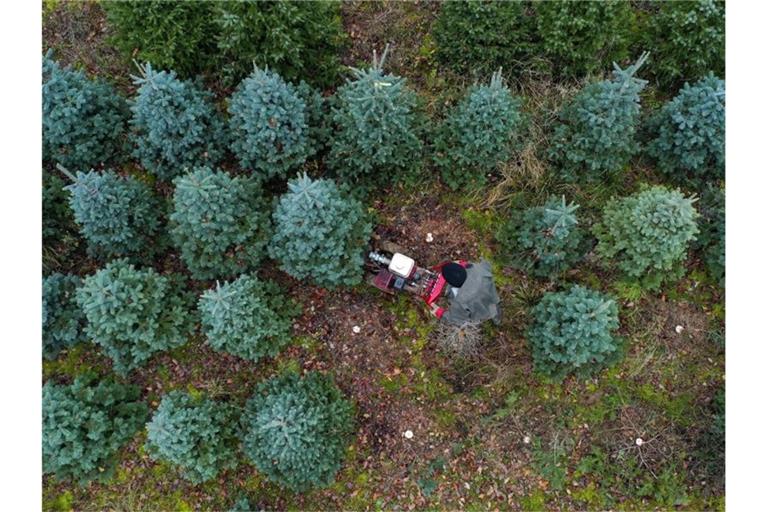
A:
42,375,148,485
145,391,239,483
328,47,423,188
43,273,86,360
241,371,355,491
42,50,128,170
170,167,271,280
528,285,621,380
65,169,161,260
549,53,649,182
130,62,225,181
199,274,298,362
76,259,194,375
646,74,725,187
646,0,725,90
534,0,634,79
269,173,372,288
228,67,313,180
433,69,524,190
496,196,586,279
594,186,700,289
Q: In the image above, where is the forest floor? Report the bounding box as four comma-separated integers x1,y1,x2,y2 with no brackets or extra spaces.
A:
42,1,724,511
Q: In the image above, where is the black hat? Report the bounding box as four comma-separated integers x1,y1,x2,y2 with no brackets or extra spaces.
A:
441,262,467,288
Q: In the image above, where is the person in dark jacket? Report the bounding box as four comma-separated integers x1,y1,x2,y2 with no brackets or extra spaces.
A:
426,259,501,326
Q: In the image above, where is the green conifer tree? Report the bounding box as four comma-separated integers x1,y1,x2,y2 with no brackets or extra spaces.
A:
549,53,649,181
328,47,423,188
43,273,85,360
130,62,225,181
170,167,271,280
269,174,372,288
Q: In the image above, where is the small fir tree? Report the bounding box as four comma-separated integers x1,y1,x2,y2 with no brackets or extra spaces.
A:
42,273,86,360
534,0,634,79
269,174,372,288
528,285,621,379
43,171,82,273
42,50,128,170
42,375,148,484
594,186,700,289
646,0,725,90
170,167,271,280
496,196,586,279
432,0,533,78
76,259,194,374
549,53,649,181
646,74,725,187
130,62,225,180
64,169,162,260
328,47,423,188
696,185,725,286
199,274,298,362
433,69,524,190
145,391,239,483
228,67,313,180
241,372,355,491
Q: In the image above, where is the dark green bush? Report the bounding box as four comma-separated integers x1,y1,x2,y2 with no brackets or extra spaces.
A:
646,74,725,187
269,173,372,288
533,0,634,79
327,47,423,188
433,70,524,190
130,63,226,181
228,68,314,180
645,0,725,90
241,372,355,491
215,0,345,89
42,50,128,170
145,391,239,483
170,166,271,280
43,273,85,360
496,196,586,279
42,375,148,484
65,169,162,260
549,54,649,181
76,259,194,374
432,0,533,78
594,186,700,289
104,0,217,78
696,185,725,286
528,285,621,379
199,274,297,362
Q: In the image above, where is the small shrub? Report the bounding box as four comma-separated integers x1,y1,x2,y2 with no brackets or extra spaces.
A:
42,50,128,170
327,47,423,188
594,186,700,289
241,371,355,491
43,171,81,269
42,375,148,484
145,391,239,483
269,173,372,288
433,70,524,190
104,0,217,78
496,196,586,278
215,0,345,89
534,0,634,79
130,62,225,181
170,167,271,280
433,321,483,359
228,68,313,180
76,259,194,374
646,74,725,187
65,169,162,260
199,274,298,362
432,0,533,78
696,184,725,285
549,53,649,181
528,285,621,379
645,0,725,90
43,273,85,360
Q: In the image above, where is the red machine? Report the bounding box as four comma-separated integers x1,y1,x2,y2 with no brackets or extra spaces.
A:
366,248,448,306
